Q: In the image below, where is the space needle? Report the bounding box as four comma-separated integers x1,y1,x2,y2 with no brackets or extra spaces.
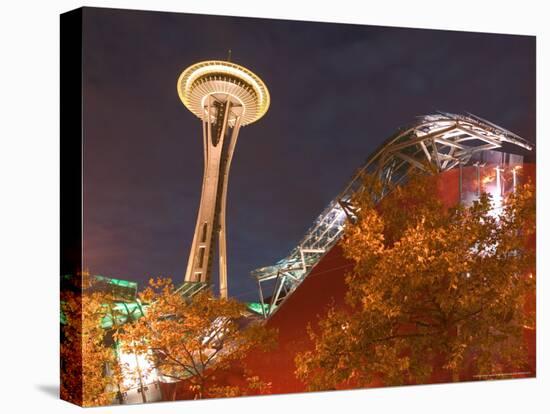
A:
177,59,270,298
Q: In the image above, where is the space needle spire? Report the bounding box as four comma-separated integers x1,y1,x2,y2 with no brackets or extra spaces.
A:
177,60,270,298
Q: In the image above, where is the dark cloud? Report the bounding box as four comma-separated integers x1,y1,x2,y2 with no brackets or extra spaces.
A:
82,7,535,301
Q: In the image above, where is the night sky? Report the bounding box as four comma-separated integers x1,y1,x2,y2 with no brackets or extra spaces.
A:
82,7,535,301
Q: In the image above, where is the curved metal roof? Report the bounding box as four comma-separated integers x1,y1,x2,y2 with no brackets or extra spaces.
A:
252,112,534,317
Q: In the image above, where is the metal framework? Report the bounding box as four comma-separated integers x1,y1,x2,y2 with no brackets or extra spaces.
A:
178,60,270,298
253,112,533,317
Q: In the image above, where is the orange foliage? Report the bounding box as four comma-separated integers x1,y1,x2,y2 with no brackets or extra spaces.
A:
296,174,535,390
116,278,276,400
60,272,122,406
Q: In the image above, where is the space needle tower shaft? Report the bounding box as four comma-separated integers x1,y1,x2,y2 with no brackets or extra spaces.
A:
177,60,269,298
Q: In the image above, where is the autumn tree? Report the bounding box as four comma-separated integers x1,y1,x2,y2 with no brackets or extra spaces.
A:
116,278,276,400
60,271,122,406
295,173,535,390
